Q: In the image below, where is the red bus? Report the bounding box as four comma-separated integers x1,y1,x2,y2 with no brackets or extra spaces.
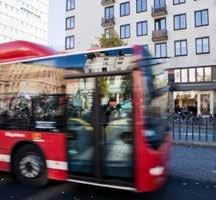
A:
0,41,171,192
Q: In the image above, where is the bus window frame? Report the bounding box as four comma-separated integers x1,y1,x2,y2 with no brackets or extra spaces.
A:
64,69,133,80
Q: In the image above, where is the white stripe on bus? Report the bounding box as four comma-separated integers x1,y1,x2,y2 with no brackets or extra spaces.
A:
0,154,68,171
0,154,10,162
67,179,136,191
46,160,68,170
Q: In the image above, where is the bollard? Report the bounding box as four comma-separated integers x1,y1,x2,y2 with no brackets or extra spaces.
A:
205,117,208,142
186,117,188,141
213,117,216,142
192,117,194,141
179,116,181,140
198,117,201,141
172,117,175,140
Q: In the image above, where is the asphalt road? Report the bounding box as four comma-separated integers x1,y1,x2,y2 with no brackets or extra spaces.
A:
0,145,216,200
170,145,216,183
0,173,215,200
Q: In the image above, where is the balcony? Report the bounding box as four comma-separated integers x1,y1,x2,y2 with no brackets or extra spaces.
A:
152,29,168,42
101,17,115,27
101,0,115,6
152,4,167,17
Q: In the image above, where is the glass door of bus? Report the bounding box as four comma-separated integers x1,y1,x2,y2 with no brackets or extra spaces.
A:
98,74,133,181
66,73,134,183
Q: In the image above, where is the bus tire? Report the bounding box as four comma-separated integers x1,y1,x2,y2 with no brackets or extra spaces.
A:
12,144,48,187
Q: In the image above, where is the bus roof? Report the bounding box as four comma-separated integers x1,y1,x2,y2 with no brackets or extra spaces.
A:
0,40,57,64
0,43,139,69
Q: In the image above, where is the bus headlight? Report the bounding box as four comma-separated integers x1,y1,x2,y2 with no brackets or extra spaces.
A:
149,166,165,176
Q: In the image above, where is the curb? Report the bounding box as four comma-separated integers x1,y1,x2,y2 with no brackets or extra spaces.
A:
173,140,216,148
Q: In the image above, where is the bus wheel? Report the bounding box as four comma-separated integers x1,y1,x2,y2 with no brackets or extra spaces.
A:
12,144,48,187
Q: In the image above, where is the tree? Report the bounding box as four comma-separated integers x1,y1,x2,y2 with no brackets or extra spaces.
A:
98,31,126,48
120,75,132,100
98,77,109,98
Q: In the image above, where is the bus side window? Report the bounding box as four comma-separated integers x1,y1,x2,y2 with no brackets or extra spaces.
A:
0,94,32,130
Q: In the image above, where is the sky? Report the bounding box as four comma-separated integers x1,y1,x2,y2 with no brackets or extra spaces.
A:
48,0,65,51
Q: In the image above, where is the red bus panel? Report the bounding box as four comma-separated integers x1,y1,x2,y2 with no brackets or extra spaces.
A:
0,40,57,64
0,130,68,180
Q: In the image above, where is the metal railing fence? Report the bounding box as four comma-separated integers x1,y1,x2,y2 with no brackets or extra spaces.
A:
169,115,216,143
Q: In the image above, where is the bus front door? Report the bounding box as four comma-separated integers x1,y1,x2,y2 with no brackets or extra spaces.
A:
98,75,133,182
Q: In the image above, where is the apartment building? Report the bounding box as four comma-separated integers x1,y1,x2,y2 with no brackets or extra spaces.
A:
65,0,216,116
0,0,49,44
65,0,103,51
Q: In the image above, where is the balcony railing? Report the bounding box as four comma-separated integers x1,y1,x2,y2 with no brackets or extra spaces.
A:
101,17,115,27
101,0,115,6
152,4,167,17
152,29,168,42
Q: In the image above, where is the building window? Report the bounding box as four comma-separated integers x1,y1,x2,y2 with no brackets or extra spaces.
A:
174,40,187,56
136,0,147,13
174,14,186,30
181,69,188,83
174,67,212,83
66,0,75,11
143,45,148,57
173,0,186,5
65,36,75,49
137,21,148,36
155,43,167,58
102,67,107,72
155,18,166,30
105,28,114,38
154,0,165,9
205,67,212,82
189,68,196,82
174,69,181,83
196,37,210,54
120,2,130,17
120,24,130,39
105,6,114,19
66,16,75,30
197,68,204,82
195,9,209,27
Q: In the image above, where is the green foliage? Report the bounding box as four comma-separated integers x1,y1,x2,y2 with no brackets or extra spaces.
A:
98,78,109,97
121,76,132,100
99,32,125,48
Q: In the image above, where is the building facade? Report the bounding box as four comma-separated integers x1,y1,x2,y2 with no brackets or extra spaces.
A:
65,0,103,51
0,0,49,44
65,0,216,116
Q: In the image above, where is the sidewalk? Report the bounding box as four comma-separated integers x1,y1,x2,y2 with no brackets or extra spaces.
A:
170,144,216,183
